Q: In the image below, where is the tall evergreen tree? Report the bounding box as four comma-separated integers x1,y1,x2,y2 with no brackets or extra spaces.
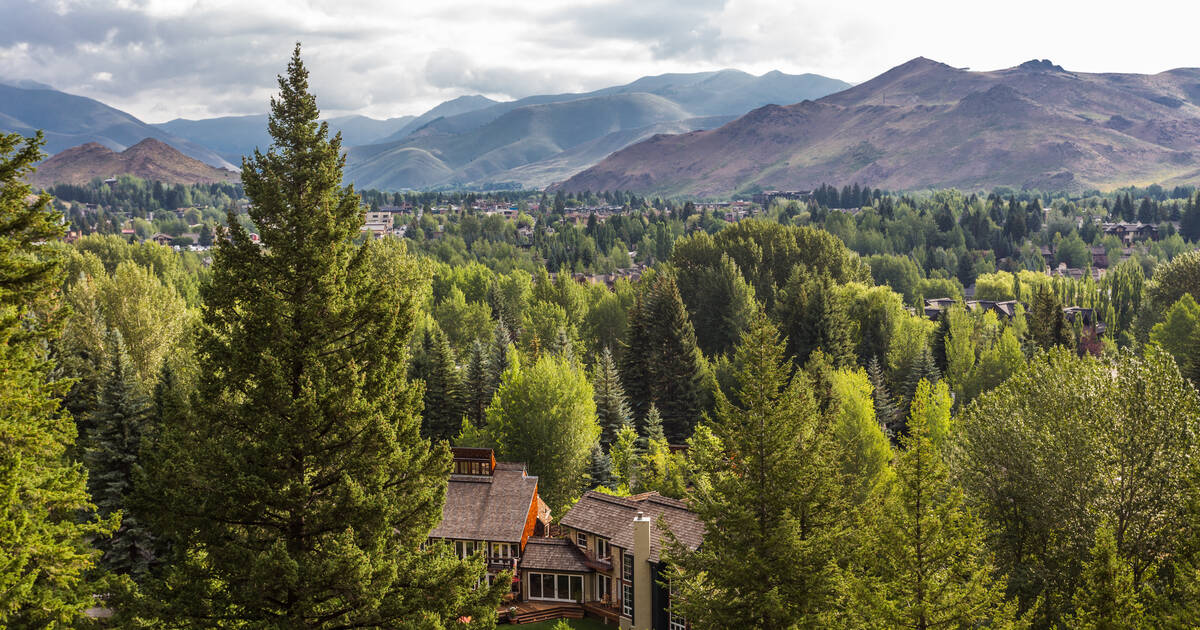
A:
489,319,512,394
87,329,158,579
897,346,940,437
1029,283,1074,351
777,269,855,368
462,339,491,426
135,47,504,628
622,272,704,441
866,356,898,433
411,324,464,440
0,130,115,627
638,403,666,451
665,313,847,627
593,346,632,448
586,442,615,490
839,380,1026,629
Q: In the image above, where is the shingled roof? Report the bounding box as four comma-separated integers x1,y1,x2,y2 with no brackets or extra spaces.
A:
520,537,591,573
560,491,704,563
428,461,538,544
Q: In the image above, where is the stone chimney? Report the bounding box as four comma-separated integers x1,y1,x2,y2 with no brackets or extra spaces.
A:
633,511,652,629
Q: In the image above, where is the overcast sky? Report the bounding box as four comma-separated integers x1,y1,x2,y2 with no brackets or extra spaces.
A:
2,0,1199,123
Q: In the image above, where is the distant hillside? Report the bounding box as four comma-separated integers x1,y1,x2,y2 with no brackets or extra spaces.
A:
344,69,850,190
30,138,239,187
0,83,236,170
155,113,417,163
556,58,1200,196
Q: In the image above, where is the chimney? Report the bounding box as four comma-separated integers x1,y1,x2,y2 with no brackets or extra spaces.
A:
633,511,652,629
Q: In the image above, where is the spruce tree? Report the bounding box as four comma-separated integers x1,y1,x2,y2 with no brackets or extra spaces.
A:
777,269,855,368
840,380,1025,629
87,329,157,579
1029,283,1074,350
638,403,666,450
0,130,115,627
587,442,615,490
462,339,491,426
898,347,941,437
622,272,704,441
411,324,464,440
135,46,504,628
665,312,847,627
489,319,512,394
593,346,632,448
866,356,898,433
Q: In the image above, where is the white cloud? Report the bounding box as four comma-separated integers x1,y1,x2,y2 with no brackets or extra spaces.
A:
1,0,1199,122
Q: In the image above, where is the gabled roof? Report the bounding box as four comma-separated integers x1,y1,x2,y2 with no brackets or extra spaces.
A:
560,491,704,563
428,462,538,544
520,538,591,573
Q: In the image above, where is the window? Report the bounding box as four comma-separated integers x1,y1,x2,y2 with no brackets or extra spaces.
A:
491,542,511,559
622,582,634,617
622,553,634,581
576,531,587,549
597,575,612,603
596,538,610,560
455,540,477,558
527,572,584,602
669,579,686,630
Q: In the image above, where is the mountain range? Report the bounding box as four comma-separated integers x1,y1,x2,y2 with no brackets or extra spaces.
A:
342,70,851,190
29,138,238,187
556,58,1200,196
0,82,237,170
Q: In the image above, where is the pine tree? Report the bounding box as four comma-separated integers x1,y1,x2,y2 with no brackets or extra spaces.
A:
840,380,1026,629
622,272,704,441
778,270,855,368
664,312,847,627
489,319,513,394
1029,283,1074,351
593,346,632,448
0,130,116,627
587,442,615,490
135,46,504,627
639,403,666,450
867,356,898,434
411,325,464,440
1066,524,1152,629
462,339,491,426
897,347,940,437
87,329,158,579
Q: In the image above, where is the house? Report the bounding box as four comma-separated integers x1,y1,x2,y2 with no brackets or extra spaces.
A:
516,491,703,629
150,232,174,246
428,448,549,589
1102,221,1159,245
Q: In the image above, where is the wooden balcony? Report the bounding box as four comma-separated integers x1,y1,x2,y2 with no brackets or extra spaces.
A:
582,599,622,623
575,546,613,572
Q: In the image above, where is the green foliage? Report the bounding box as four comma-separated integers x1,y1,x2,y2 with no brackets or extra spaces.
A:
776,269,855,368
1065,523,1153,630
0,130,117,628
673,253,756,356
839,379,1026,630
132,48,504,628
86,330,158,579
1141,249,1200,335
620,272,704,441
486,353,600,513
665,312,846,628
829,367,893,504
1029,283,1074,351
1149,293,1200,373
411,323,464,441
592,346,632,448
608,424,639,490
955,347,1200,626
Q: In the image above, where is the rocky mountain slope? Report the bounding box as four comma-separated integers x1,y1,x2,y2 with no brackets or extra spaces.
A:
555,58,1200,196
29,138,239,186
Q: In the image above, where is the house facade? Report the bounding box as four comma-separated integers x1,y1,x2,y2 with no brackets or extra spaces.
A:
519,491,703,630
428,448,550,588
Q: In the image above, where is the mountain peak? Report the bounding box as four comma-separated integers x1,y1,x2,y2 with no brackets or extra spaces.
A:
30,137,238,187
1017,59,1067,73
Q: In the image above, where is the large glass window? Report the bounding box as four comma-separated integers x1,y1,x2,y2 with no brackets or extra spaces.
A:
622,553,634,581
527,572,584,601
669,579,686,630
622,582,634,617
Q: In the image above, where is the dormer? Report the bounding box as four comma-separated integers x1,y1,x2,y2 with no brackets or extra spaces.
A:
450,446,496,477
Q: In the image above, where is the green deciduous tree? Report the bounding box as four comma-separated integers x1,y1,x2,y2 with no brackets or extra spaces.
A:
486,353,600,512
133,48,503,628
0,130,116,628
1065,524,1153,630
955,347,1200,625
829,367,892,504
665,313,846,628
1150,293,1200,374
